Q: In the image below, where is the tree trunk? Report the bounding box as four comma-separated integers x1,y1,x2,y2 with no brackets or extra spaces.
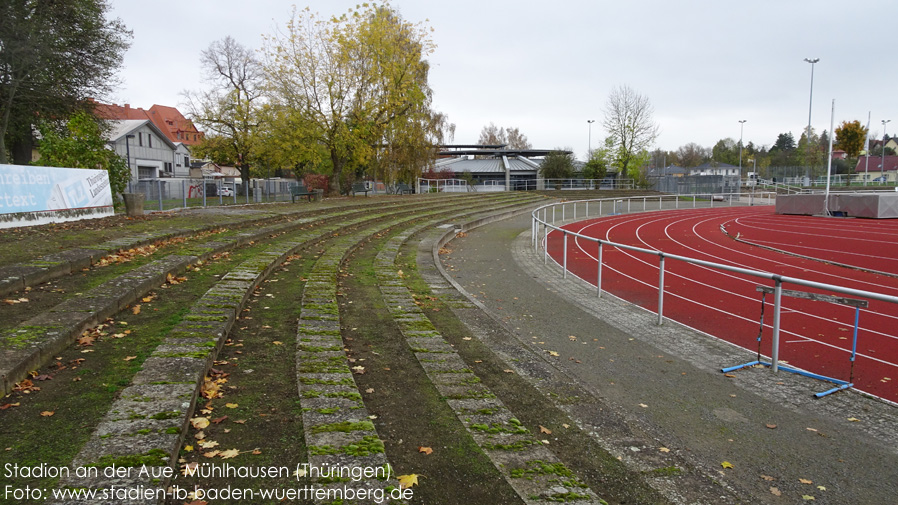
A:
330,149,344,195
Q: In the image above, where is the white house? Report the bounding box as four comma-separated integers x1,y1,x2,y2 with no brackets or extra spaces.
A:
106,120,188,180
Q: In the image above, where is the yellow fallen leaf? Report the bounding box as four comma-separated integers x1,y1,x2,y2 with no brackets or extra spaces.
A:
225,403,239,409
132,304,141,315
659,447,670,453
183,445,193,452
418,446,433,455
548,351,559,357
761,475,775,481
203,450,220,458
847,417,860,422
802,495,815,501
219,449,240,459
799,478,813,484
397,474,420,489
198,440,219,449
721,461,734,469
40,411,55,417
817,486,826,491
190,417,210,429
272,341,283,346
123,356,137,361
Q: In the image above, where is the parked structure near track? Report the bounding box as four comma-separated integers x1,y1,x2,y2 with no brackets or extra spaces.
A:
776,193,898,218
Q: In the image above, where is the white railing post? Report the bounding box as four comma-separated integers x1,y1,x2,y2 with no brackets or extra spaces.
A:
657,254,665,325
771,277,783,372
643,196,647,211
597,241,603,298
562,203,565,221
585,201,589,217
544,226,549,264
562,232,568,279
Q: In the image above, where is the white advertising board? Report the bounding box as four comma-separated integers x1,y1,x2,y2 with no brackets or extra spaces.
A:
0,164,114,228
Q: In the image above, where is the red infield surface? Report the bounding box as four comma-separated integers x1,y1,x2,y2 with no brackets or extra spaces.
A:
547,206,898,403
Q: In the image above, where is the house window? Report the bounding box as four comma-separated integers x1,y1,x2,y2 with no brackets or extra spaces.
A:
148,134,153,148
184,155,189,167
164,162,172,172
138,133,143,147
193,134,197,141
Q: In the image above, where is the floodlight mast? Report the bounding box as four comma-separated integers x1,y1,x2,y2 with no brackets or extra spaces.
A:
804,58,819,183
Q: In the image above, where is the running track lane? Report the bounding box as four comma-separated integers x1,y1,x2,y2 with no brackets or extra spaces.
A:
547,206,898,403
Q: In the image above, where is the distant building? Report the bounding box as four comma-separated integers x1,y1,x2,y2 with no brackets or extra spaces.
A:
854,155,898,183
106,120,183,180
432,146,577,191
689,161,740,177
92,101,204,146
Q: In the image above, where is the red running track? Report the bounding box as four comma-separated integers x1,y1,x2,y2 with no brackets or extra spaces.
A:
547,206,898,403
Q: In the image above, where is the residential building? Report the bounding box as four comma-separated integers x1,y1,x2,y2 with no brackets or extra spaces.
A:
106,120,182,180
854,155,898,182
92,101,204,146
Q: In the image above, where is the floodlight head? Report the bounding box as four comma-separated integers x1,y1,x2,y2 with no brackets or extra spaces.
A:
804,58,820,64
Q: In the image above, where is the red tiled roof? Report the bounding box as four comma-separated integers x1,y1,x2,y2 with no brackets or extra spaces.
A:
91,100,204,146
854,155,898,172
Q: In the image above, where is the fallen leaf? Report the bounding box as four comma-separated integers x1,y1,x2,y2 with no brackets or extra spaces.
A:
639,403,648,408
397,474,420,489
352,366,366,375
78,335,95,346
659,447,670,453
191,417,210,429
770,487,782,496
817,485,826,491
766,424,777,429
131,304,141,315
211,416,228,424
365,388,375,394
548,351,559,357
562,423,570,429
847,417,860,422
272,341,283,346
418,446,433,455
724,373,737,378
203,450,220,458
721,461,734,469
40,411,55,417
761,475,775,481
539,425,552,435
503,369,515,374
800,478,813,484
802,495,815,501
198,440,219,449
234,419,246,424
225,403,239,409
123,356,137,361
219,449,240,459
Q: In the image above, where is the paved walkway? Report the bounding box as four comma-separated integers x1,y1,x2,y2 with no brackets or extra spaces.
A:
440,212,898,505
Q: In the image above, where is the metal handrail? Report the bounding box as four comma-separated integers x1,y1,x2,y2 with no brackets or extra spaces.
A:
531,192,898,374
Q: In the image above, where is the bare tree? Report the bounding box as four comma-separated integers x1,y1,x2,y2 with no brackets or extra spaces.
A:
602,85,659,178
477,123,531,149
183,36,265,185
676,142,709,167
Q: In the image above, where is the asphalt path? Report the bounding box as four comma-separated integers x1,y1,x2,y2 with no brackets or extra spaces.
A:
442,212,898,505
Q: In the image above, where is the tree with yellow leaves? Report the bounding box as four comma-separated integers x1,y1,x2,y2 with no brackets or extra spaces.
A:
264,3,447,193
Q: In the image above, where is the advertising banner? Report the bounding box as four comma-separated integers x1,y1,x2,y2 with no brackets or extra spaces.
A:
0,164,113,214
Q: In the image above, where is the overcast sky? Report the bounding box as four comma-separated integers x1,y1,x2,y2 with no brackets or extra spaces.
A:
107,0,898,160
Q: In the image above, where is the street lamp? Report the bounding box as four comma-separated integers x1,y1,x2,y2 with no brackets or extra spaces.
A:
738,120,747,179
882,119,891,183
804,58,819,182
587,120,595,155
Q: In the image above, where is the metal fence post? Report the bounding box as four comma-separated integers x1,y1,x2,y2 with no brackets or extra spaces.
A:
643,196,647,211
771,277,783,372
158,180,163,211
585,201,589,217
562,232,568,279
182,179,187,208
544,226,549,265
597,241,603,298
562,203,565,221
657,254,665,325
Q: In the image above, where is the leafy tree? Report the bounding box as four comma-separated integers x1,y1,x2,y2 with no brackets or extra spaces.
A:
582,146,609,181
711,138,740,166
34,111,129,201
602,85,659,177
539,149,575,179
771,132,796,152
184,36,265,186
0,0,131,164
264,4,440,194
834,120,868,158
